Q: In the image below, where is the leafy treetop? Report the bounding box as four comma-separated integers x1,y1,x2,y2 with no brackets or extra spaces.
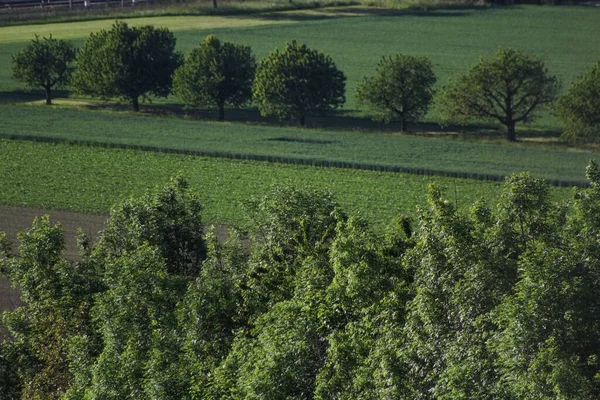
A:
253,40,346,126
357,54,437,131
73,21,182,112
437,48,559,141
173,34,256,121
556,59,600,141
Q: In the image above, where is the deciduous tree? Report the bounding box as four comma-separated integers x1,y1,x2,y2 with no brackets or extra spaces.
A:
556,60,600,140
12,35,76,105
73,21,182,111
174,35,256,121
437,48,559,141
357,54,436,131
253,41,346,126
1,217,101,400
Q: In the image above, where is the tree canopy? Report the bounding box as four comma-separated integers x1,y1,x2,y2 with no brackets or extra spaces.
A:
437,48,560,141
253,40,346,126
73,21,182,111
12,35,77,105
556,59,600,140
2,168,600,399
357,54,437,131
173,35,256,121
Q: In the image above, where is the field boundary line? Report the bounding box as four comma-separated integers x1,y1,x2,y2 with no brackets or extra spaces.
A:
0,134,589,188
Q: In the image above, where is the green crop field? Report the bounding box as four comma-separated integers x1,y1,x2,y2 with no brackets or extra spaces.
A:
0,103,596,183
1,139,574,227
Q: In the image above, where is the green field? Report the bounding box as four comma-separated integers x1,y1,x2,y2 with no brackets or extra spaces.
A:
2,139,573,227
0,103,595,183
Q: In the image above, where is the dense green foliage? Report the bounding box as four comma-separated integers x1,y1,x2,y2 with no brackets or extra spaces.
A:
253,40,346,126
72,21,182,111
556,59,600,140
173,34,256,121
437,48,560,141
2,166,600,399
11,35,76,105
357,54,436,131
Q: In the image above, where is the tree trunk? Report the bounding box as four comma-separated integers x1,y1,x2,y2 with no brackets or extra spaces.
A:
218,103,225,121
400,118,407,133
45,87,52,105
300,115,305,127
213,0,217,8
506,121,517,142
132,96,140,112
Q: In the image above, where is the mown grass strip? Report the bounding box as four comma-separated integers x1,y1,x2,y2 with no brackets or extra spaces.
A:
0,0,346,27
2,139,572,228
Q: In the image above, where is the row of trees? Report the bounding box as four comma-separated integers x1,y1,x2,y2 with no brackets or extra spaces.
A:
11,22,347,125
2,165,600,399
12,21,600,139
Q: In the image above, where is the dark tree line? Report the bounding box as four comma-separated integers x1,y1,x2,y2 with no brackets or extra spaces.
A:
2,163,600,399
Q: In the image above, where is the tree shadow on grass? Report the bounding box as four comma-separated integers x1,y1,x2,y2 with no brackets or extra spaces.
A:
145,103,507,139
0,90,72,105
9,96,564,146
227,4,483,24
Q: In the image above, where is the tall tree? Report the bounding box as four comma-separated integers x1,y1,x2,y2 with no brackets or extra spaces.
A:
12,35,76,105
174,35,256,121
73,21,182,111
253,40,346,126
556,60,600,140
71,177,208,399
176,228,248,399
491,162,600,399
95,175,207,277
84,244,187,400
357,54,437,131
1,217,101,400
437,48,559,141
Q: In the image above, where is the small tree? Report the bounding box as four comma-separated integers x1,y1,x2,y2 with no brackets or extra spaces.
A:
12,35,76,105
556,60,600,141
73,21,182,112
357,54,437,132
253,40,346,126
173,35,256,121
437,48,560,141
